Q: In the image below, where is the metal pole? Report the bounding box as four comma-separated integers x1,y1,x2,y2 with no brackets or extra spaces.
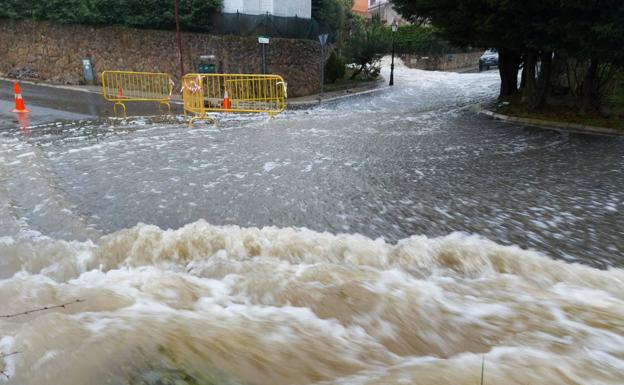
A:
320,43,325,98
390,33,395,86
174,0,185,78
262,44,267,74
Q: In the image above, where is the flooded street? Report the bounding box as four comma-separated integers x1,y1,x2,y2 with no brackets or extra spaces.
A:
1,63,623,384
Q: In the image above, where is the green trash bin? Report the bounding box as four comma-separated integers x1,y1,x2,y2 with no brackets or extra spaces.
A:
198,55,217,74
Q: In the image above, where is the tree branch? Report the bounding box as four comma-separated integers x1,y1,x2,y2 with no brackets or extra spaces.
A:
0,351,21,379
0,352,20,359
0,299,84,318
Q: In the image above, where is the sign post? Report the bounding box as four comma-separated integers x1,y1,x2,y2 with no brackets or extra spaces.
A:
318,34,329,100
259,36,270,74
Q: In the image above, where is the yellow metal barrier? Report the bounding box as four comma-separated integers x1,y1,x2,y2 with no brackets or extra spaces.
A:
182,73,287,127
101,71,174,114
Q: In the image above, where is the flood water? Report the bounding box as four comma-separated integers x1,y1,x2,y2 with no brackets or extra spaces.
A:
0,62,623,384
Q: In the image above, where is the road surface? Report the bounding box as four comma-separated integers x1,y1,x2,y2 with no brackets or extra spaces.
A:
0,63,623,385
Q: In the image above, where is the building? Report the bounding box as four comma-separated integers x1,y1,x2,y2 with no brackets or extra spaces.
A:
223,0,311,19
368,0,407,25
352,0,370,18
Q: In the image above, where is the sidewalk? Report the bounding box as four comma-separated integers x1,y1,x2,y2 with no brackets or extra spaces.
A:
2,76,387,110
287,79,386,108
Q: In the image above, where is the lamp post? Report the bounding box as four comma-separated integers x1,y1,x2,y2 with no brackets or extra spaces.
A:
389,21,398,86
174,0,185,78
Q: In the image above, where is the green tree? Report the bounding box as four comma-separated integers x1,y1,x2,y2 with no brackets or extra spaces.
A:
0,0,223,31
312,0,352,33
391,0,624,113
343,15,389,79
325,50,346,83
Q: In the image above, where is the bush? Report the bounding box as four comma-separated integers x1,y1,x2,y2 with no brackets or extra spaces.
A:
393,24,455,55
343,15,389,79
0,0,223,31
324,50,346,83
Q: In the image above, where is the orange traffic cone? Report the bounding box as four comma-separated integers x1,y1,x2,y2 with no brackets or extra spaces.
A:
12,82,30,113
222,90,231,110
117,86,123,99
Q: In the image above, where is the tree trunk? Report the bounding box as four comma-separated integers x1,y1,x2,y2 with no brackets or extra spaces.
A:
532,51,553,110
522,51,537,106
350,64,365,79
498,48,521,99
580,57,598,115
520,61,527,90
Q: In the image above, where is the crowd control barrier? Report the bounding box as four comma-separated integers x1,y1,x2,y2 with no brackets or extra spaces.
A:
182,73,287,127
101,71,174,114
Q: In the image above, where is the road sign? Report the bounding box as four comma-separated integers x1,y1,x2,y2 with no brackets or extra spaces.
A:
318,34,328,46
82,58,94,85
259,36,270,44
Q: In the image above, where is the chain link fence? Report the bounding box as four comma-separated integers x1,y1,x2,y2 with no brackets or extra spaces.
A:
206,13,331,41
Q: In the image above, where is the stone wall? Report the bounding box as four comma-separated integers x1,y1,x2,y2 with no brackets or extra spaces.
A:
0,20,322,97
400,52,483,72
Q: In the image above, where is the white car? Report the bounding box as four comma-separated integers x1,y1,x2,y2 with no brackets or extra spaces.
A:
479,49,499,72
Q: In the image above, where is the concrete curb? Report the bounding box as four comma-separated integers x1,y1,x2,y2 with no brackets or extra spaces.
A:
0,76,100,93
287,81,386,108
479,108,624,137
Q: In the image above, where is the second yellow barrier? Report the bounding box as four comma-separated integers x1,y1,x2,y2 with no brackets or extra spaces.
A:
182,73,287,127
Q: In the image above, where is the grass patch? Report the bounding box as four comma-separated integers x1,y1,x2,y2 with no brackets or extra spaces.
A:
323,69,381,93
496,101,624,131
607,73,624,116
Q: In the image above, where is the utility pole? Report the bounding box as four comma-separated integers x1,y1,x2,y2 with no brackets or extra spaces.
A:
174,0,185,78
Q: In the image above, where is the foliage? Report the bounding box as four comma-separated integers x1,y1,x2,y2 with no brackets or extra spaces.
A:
393,24,456,55
343,15,389,79
325,50,346,83
312,0,352,33
0,0,223,31
391,0,624,114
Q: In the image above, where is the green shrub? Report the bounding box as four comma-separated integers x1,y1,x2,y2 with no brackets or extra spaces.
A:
325,50,346,83
0,0,223,31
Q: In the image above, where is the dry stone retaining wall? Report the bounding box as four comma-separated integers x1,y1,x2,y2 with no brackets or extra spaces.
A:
400,52,482,72
0,20,322,97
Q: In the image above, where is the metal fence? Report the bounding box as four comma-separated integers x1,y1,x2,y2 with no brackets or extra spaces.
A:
182,73,287,127
101,71,174,114
206,13,331,41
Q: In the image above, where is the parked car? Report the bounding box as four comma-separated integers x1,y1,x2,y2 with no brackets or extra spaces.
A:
479,49,498,72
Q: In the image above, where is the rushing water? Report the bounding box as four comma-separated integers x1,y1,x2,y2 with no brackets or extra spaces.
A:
1,62,623,384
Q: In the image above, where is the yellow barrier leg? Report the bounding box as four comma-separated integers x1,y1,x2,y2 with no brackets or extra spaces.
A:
189,116,200,128
113,102,127,117
159,100,171,113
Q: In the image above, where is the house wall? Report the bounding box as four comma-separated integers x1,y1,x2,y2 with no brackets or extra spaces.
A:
368,0,407,25
223,0,311,18
400,52,482,72
352,0,370,17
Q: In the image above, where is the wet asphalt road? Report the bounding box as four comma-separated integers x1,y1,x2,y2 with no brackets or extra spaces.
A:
0,79,181,128
0,67,623,269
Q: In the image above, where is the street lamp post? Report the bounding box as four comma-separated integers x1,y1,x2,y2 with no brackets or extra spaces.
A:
389,21,398,86
174,0,185,79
